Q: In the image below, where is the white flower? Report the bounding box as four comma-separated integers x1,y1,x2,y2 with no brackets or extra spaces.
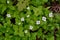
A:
21,17,24,21
27,6,30,10
7,1,9,4
6,14,11,17
36,20,40,25
24,30,28,33
49,12,53,17
29,25,33,30
27,15,30,18
42,16,46,21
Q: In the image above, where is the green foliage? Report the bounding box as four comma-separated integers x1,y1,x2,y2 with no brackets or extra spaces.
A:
0,0,60,40
17,0,30,11
31,0,48,6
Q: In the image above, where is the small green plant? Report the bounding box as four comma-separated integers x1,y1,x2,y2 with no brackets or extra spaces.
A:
0,0,60,40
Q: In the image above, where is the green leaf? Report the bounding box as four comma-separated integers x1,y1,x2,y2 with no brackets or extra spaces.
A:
0,0,6,3
1,5,7,13
46,35,54,40
8,5,15,10
13,25,18,31
18,26,24,37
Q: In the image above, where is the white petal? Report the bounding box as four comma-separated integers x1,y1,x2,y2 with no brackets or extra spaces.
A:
21,17,24,21
6,14,11,17
49,12,53,17
36,20,40,25
27,6,30,10
29,25,33,30
7,1,9,4
42,16,46,21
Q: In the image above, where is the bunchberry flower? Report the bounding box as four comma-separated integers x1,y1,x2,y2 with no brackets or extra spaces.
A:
6,14,11,17
42,16,46,21
21,17,24,21
29,25,33,30
36,20,40,25
49,12,53,17
7,0,9,4
27,6,30,10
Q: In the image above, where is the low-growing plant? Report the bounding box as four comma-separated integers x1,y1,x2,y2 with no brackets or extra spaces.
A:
0,0,60,40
